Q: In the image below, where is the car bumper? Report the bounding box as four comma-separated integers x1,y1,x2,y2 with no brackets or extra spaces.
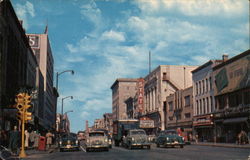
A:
86,145,109,149
164,142,185,146
131,143,151,146
60,145,79,150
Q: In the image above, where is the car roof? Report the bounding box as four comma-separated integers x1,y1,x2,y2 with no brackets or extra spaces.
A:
89,131,105,133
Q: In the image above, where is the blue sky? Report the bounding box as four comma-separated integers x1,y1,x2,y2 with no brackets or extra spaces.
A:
12,0,249,133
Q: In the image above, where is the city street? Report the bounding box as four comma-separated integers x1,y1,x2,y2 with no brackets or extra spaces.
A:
24,145,250,160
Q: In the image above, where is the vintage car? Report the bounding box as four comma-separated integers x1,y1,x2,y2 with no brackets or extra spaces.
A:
122,129,151,149
84,131,109,152
59,133,79,152
95,129,112,148
155,130,185,148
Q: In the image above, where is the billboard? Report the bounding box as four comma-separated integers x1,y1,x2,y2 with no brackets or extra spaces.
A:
214,54,250,95
137,78,144,113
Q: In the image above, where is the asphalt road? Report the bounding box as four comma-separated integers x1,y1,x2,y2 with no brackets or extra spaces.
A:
25,144,250,160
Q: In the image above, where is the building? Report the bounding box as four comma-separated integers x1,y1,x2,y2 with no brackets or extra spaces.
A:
192,58,223,142
111,78,138,120
213,50,250,143
143,65,197,131
166,87,193,140
103,113,113,135
0,0,38,131
94,118,105,129
27,30,56,130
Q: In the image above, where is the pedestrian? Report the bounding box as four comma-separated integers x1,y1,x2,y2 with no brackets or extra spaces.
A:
8,126,19,154
0,130,8,147
33,131,39,149
24,130,29,149
46,130,53,149
29,130,35,148
195,134,199,144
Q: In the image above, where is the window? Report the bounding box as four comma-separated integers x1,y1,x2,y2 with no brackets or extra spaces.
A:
169,116,173,121
209,77,212,90
203,98,205,114
184,95,190,107
210,96,213,112
185,113,191,119
244,90,250,105
202,80,205,94
207,97,209,113
196,82,198,95
199,81,201,94
176,114,181,120
169,101,173,111
206,78,208,92
196,100,199,115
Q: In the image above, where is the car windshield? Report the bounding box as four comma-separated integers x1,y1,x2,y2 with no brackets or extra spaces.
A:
61,134,76,140
89,132,104,137
131,130,146,135
165,131,178,135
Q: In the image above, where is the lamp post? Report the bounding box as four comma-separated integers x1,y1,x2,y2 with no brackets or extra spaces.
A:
56,70,74,91
61,96,73,116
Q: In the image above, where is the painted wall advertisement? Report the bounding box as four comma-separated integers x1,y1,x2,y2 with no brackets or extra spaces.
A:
214,54,250,95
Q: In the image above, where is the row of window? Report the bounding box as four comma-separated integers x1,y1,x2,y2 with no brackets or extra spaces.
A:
168,112,191,121
168,95,191,112
195,77,212,95
196,96,213,115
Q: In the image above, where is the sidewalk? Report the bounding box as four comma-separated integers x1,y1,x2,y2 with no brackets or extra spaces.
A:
191,142,250,149
22,145,58,159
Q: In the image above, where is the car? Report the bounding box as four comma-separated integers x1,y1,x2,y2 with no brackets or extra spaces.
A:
84,131,109,152
155,130,185,148
59,133,79,152
95,129,112,148
122,129,151,149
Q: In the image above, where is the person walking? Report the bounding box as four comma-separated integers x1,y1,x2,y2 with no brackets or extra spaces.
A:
29,130,35,148
46,130,53,149
33,131,39,150
24,130,29,149
8,126,19,154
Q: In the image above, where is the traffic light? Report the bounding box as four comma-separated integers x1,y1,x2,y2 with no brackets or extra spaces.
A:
24,94,32,110
17,110,23,121
15,93,25,110
24,111,32,121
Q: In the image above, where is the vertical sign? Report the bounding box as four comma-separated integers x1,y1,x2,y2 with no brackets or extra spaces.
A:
137,78,144,113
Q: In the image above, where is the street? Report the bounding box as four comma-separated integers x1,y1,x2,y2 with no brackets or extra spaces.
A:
25,145,250,160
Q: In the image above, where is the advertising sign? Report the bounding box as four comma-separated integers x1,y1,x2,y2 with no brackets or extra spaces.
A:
28,35,40,48
137,78,144,113
139,120,154,128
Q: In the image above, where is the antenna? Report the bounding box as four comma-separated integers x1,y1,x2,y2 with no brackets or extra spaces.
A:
149,51,151,73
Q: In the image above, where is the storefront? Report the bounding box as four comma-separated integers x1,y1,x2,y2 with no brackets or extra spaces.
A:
193,114,214,142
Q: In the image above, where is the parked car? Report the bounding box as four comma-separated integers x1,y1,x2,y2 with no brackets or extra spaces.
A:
122,129,151,149
59,133,79,152
84,131,109,152
155,130,185,148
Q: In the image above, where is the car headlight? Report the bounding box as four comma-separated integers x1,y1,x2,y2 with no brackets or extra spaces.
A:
59,141,62,145
105,138,108,142
76,140,78,144
166,137,169,141
132,137,135,141
67,140,71,145
109,139,112,143
87,139,90,143
182,137,185,141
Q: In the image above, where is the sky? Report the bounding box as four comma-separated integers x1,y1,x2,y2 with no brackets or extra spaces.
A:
11,0,249,133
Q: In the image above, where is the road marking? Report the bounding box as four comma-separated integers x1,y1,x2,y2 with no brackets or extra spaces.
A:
80,146,86,152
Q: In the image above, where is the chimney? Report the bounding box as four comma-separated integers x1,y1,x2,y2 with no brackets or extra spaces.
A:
222,54,229,62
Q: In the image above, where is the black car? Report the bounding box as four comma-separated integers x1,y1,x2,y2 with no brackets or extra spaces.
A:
155,130,185,148
59,133,79,152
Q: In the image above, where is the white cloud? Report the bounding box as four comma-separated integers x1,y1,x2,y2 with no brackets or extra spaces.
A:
80,1,102,27
81,111,90,119
66,44,79,53
136,0,246,17
15,1,35,29
101,30,125,42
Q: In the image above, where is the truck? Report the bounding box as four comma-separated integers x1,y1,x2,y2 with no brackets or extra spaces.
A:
113,119,139,146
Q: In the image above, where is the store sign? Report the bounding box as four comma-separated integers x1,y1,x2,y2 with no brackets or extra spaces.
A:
193,115,213,126
28,35,40,48
137,78,144,113
139,120,154,128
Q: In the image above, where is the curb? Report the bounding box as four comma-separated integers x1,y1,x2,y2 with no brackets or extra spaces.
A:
192,143,250,149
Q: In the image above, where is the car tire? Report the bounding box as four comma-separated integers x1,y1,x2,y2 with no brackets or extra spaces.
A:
156,143,160,148
115,140,119,147
60,148,63,152
180,145,184,148
147,145,151,149
128,143,132,150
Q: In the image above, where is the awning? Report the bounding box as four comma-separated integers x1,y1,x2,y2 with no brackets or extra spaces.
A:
223,117,248,124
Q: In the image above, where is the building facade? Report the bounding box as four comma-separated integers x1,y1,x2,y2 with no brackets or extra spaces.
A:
166,87,193,140
111,78,138,120
0,0,37,131
27,32,56,130
103,113,113,135
143,65,197,131
213,50,250,143
192,59,223,142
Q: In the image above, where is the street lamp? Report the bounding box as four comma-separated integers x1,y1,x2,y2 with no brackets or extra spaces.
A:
56,70,74,91
64,110,73,115
61,96,73,116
